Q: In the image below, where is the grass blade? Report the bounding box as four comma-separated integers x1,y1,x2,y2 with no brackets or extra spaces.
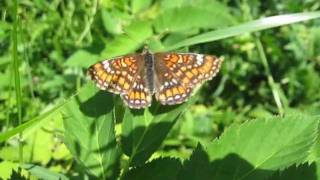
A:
0,94,78,143
165,11,320,50
11,0,23,164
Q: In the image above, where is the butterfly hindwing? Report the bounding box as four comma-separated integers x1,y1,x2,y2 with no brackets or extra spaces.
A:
120,69,152,109
154,53,223,105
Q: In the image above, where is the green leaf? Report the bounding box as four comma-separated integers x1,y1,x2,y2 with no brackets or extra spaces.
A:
205,113,319,180
154,0,235,33
177,144,212,180
22,164,68,180
101,9,123,35
9,169,29,180
65,50,99,68
0,100,69,143
131,0,153,14
0,162,30,180
124,157,182,180
63,83,120,179
121,99,195,166
0,161,19,180
165,11,320,50
0,114,64,164
268,163,317,180
101,20,153,58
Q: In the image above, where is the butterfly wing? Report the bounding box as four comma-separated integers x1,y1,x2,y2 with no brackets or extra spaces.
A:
120,65,152,109
88,54,152,109
154,53,223,105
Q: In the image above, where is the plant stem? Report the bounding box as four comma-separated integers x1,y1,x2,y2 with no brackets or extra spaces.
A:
76,0,99,45
255,37,285,116
12,0,23,163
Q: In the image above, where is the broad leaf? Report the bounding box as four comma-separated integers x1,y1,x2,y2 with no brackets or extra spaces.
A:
268,162,318,180
177,144,212,180
205,113,319,180
63,83,120,179
124,157,182,180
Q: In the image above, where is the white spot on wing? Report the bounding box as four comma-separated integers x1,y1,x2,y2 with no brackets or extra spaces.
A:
196,54,204,65
167,97,173,101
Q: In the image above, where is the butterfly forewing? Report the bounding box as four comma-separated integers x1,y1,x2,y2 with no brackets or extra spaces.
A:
88,54,142,94
153,53,223,105
88,54,152,109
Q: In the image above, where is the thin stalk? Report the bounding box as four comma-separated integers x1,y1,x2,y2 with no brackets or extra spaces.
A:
242,0,285,115
76,0,99,45
12,0,23,163
255,38,284,116
20,20,35,99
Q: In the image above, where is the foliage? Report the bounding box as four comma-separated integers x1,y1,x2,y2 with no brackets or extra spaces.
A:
1,0,320,179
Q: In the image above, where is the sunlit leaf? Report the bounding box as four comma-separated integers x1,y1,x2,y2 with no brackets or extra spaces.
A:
205,113,319,180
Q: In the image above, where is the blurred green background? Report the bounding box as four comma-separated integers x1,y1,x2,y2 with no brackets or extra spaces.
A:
1,0,320,179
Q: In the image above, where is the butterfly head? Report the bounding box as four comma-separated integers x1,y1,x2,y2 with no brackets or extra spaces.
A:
142,45,151,54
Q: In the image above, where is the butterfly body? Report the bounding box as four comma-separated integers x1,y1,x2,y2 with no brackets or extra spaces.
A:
88,47,223,109
144,50,155,94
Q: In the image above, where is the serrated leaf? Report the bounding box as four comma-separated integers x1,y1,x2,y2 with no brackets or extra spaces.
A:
5,166,30,180
177,144,212,180
9,169,28,180
268,162,317,180
205,113,319,180
22,164,68,180
122,98,195,166
63,83,120,179
0,161,19,180
124,157,182,180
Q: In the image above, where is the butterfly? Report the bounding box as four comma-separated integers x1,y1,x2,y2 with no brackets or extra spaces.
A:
88,47,223,109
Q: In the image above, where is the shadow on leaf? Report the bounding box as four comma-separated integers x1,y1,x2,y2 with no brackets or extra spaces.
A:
63,84,120,179
79,91,114,117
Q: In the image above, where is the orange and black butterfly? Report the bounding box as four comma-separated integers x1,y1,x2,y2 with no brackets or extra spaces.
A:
88,47,223,109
